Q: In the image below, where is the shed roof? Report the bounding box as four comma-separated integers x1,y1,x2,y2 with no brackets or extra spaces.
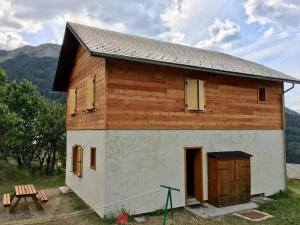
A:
53,22,300,91
207,151,252,159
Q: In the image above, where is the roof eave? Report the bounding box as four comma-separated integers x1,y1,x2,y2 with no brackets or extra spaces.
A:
90,50,300,85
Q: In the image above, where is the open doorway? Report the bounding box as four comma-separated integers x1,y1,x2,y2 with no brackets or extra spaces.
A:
185,147,203,206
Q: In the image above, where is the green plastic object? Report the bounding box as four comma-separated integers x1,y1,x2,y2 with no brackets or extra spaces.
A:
160,185,180,225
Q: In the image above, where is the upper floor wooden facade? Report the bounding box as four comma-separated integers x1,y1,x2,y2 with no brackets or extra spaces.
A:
66,45,284,130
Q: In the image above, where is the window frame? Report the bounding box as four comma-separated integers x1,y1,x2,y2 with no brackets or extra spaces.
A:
72,145,78,174
185,79,206,112
90,147,96,170
257,86,267,103
72,144,83,177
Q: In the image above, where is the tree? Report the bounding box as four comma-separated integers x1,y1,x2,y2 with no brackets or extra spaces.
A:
0,69,21,160
4,79,44,168
0,67,66,173
36,100,66,175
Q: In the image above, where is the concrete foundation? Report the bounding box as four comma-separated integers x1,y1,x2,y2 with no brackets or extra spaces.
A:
66,130,286,216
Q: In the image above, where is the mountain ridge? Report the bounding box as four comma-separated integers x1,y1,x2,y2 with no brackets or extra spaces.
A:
0,43,63,102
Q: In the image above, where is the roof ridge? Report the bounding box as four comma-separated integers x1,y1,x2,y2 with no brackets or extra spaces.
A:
53,21,300,90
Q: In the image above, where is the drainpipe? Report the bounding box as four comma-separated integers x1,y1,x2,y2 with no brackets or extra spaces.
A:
281,82,295,190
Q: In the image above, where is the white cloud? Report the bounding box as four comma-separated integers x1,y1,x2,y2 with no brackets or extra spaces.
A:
0,32,27,50
159,31,185,44
244,0,300,30
159,0,241,45
0,0,42,33
263,27,274,38
291,103,300,113
279,31,289,39
196,19,240,50
0,0,168,48
51,10,127,44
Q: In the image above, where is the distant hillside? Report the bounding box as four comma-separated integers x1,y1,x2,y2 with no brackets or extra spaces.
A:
286,108,300,163
0,44,64,102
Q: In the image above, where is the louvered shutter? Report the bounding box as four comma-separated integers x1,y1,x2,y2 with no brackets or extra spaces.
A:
69,88,76,115
186,80,198,110
77,146,83,177
86,76,95,110
198,80,205,111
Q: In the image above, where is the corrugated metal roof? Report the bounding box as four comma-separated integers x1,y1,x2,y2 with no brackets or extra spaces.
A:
53,22,300,91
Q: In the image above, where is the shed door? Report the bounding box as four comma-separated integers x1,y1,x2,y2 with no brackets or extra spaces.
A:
218,160,235,206
235,159,251,203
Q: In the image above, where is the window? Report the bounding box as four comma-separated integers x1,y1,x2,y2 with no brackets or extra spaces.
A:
72,145,83,177
69,88,77,115
185,79,206,111
90,147,96,170
258,86,266,103
86,76,95,111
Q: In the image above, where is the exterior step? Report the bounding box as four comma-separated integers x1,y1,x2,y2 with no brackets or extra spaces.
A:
187,197,200,206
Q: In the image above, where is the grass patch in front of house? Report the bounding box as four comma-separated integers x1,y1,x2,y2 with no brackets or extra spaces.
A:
0,173,65,195
125,179,300,225
256,179,300,224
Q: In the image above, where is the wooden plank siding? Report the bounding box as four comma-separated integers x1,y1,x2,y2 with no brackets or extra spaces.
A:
66,45,106,130
106,58,284,130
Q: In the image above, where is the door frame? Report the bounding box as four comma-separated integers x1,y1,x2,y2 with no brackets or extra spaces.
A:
184,146,203,206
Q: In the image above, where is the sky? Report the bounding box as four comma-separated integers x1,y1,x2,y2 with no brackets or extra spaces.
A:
0,0,299,111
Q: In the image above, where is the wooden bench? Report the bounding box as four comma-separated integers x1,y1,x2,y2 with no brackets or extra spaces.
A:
36,190,48,202
3,194,10,207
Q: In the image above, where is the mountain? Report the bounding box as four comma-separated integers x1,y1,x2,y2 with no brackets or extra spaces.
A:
0,44,64,102
285,108,300,163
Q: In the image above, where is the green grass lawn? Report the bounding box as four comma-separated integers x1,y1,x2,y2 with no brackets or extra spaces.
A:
0,173,65,195
0,161,65,195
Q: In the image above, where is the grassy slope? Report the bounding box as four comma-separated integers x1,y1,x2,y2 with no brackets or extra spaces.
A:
0,174,65,195
0,161,65,195
37,180,300,225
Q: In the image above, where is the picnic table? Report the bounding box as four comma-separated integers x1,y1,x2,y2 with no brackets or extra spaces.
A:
3,184,47,213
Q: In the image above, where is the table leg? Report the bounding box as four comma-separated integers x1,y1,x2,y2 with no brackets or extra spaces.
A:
9,197,21,213
32,195,43,210
10,193,15,202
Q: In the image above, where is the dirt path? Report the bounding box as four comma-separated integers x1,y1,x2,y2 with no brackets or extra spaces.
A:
0,188,90,225
1,209,94,225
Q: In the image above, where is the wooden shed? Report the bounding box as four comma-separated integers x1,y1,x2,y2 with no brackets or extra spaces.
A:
207,151,252,207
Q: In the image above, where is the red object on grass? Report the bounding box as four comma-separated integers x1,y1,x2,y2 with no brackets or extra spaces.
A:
117,214,128,224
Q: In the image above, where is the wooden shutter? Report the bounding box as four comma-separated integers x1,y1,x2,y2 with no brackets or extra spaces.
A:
69,88,76,115
198,80,205,111
186,80,198,110
76,146,83,177
86,76,95,110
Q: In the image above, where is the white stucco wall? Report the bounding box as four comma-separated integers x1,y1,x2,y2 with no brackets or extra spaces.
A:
66,130,106,216
67,130,286,216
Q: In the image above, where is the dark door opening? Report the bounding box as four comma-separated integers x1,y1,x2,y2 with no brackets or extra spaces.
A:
186,151,195,197
185,147,203,204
